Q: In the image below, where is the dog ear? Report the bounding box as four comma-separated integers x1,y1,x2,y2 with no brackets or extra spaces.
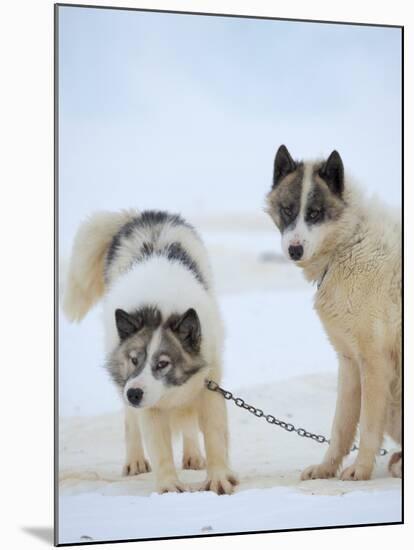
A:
273,145,297,187
171,308,201,353
318,150,344,196
115,309,143,340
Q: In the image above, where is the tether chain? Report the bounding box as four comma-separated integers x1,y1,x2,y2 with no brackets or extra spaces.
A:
205,379,388,456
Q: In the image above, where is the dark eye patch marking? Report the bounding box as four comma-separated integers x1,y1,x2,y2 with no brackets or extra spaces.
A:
279,203,298,227
129,349,146,367
304,186,326,225
105,306,161,388
266,163,304,233
155,355,171,372
151,321,206,387
308,166,347,225
305,207,323,223
105,338,149,388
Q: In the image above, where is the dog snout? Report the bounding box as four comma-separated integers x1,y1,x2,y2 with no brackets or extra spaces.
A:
288,244,304,261
127,387,143,407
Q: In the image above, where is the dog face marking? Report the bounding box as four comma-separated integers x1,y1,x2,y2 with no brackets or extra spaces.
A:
106,306,206,408
266,145,347,263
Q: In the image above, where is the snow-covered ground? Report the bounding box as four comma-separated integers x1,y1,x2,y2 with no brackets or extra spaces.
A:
58,219,401,545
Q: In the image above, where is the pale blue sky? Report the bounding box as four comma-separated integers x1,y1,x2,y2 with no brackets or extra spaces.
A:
58,6,401,253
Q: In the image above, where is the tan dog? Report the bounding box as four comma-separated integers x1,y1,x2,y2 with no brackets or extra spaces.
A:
63,209,238,494
266,145,401,480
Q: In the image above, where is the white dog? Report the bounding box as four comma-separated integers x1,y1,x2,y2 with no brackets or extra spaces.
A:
266,145,402,480
63,209,238,494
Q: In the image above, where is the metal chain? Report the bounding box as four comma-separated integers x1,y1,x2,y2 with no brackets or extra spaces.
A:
205,379,388,456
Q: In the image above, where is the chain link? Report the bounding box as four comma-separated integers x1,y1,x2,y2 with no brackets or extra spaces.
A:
205,379,388,456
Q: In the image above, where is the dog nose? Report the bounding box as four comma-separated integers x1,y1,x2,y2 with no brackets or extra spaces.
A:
288,245,304,261
127,387,143,406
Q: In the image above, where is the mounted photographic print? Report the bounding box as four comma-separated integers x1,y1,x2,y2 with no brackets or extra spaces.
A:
55,3,403,545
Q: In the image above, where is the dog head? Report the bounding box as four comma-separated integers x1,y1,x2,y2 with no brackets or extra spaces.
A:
106,305,205,408
266,145,347,264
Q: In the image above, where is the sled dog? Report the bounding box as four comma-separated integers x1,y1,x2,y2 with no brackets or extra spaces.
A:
63,209,238,494
266,145,402,480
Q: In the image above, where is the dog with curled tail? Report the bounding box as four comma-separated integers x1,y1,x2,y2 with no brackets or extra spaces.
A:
63,209,238,494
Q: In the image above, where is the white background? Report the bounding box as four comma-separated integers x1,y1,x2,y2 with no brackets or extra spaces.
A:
57,4,401,258
0,0,412,549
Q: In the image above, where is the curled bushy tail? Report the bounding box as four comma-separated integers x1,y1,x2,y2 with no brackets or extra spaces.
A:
63,209,138,322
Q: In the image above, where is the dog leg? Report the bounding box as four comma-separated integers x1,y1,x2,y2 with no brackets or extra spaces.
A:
386,403,401,445
302,356,361,480
199,388,238,495
182,410,206,470
341,356,389,481
388,451,402,478
122,406,151,476
386,377,402,478
141,408,188,493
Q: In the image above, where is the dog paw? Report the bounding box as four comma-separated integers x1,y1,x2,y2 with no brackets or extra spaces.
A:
182,453,206,470
122,457,151,476
340,463,372,481
157,479,191,494
388,451,402,478
301,463,337,480
201,470,239,495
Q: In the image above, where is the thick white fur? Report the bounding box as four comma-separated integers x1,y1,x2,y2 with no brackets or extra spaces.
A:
63,209,138,321
63,211,237,494
104,258,223,356
297,175,401,481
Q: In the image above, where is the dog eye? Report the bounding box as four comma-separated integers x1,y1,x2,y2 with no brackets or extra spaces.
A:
130,356,138,366
281,206,292,217
308,209,320,220
156,360,170,371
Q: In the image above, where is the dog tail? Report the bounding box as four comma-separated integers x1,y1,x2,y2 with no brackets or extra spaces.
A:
63,209,138,322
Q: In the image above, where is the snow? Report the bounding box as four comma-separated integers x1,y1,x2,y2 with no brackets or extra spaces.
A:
58,221,401,545
59,490,401,544
57,9,401,544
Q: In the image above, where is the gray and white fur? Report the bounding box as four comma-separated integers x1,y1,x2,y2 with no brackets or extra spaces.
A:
63,209,238,494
